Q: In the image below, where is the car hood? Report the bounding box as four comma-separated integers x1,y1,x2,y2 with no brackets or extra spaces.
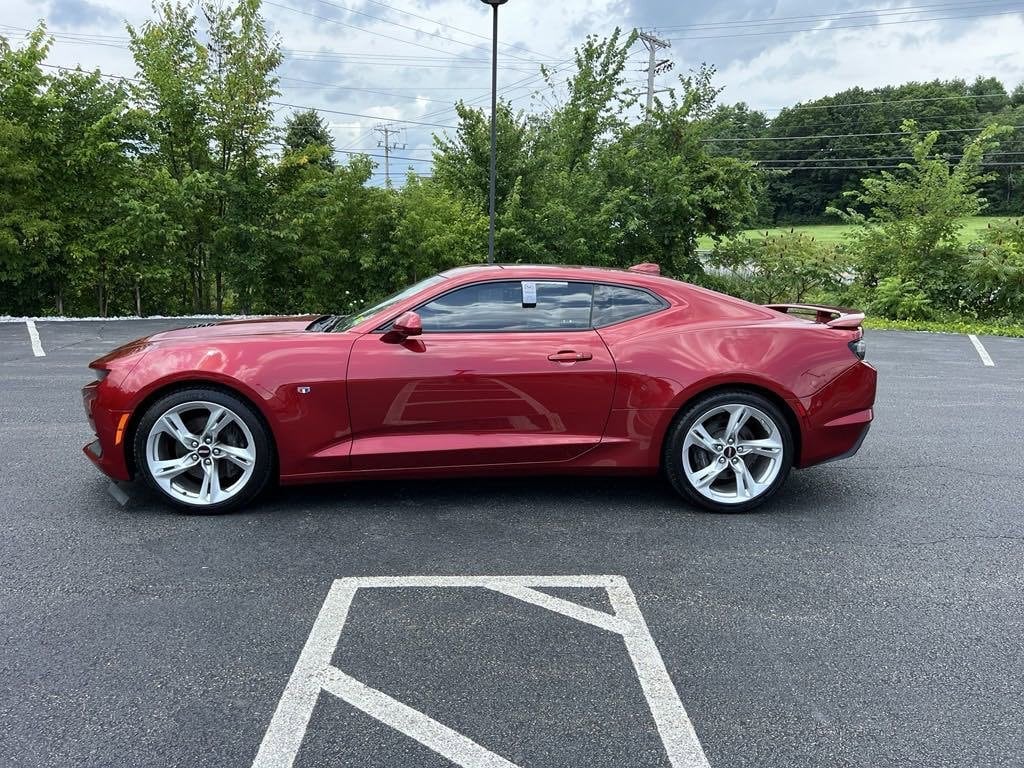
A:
147,316,318,341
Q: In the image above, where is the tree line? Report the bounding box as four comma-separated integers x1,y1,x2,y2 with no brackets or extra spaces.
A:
1,0,1021,320
705,77,1024,222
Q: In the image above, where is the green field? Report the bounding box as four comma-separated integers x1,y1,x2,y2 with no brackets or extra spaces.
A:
698,216,1017,250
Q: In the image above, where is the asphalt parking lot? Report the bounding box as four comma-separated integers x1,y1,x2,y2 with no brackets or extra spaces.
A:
1,319,1022,768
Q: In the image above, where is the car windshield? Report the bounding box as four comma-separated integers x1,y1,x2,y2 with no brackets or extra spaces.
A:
332,274,447,332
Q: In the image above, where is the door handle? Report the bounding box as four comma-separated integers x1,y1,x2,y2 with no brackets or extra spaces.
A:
547,350,592,363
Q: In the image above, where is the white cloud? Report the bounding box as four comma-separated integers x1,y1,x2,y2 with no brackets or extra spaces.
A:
6,0,1023,154
712,15,1024,110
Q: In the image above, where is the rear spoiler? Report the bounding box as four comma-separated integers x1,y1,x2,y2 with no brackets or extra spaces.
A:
764,303,865,329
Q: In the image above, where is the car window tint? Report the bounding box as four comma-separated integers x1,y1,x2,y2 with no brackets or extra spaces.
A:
592,284,665,326
417,280,594,332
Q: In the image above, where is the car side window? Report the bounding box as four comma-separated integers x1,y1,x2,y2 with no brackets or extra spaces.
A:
416,280,594,332
592,284,666,327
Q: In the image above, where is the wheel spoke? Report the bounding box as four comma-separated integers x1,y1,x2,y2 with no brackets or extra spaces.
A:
733,460,764,499
198,463,222,504
208,464,222,503
724,405,750,442
156,412,198,449
202,406,232,440
151,455,197,479
690,422,719,453
738,437,783,457
691,460,727,489
217,443,254,469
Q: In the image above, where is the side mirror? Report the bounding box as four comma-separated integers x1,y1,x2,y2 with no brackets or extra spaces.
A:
392,311,422,338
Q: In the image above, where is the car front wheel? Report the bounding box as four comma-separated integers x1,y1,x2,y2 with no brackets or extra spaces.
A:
134,388,273,514
664,391,794,513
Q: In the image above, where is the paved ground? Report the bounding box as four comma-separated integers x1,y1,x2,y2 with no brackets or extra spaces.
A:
1,319,1021,768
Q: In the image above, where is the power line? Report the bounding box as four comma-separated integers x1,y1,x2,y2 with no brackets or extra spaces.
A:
271,101,457,129
265,1,501,62
762,162,1024,170
278,76,454,104
292,0,550,64
667,7,1024,41
357,0,555,60
0,24,543,71
704,124,1024,142
758,91,1019,114
656,0,1019,30
264,1,555,67
758,151,1024,163
33,65,462,129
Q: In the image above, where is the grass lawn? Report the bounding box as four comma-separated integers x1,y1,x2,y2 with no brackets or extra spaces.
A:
698,216,1017,250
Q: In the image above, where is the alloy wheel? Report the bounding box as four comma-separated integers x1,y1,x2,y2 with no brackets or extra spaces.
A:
681,403,785,505
145,401,256,507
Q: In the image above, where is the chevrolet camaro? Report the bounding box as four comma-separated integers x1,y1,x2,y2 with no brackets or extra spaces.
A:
82,263,876,513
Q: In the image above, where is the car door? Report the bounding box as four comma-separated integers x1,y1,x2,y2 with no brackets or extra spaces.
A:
346,279,616,470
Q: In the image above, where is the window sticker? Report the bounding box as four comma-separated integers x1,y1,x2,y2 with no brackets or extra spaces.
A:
521,281,537,307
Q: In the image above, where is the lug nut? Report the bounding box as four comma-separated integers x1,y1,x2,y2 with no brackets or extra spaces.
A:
718,457,725,463
714,444,722,452
204,437,212,444
727,438,734,444
203,459,212,466
212,449,220,456
731,458,739,465
191,440,199,448
190,453,198,461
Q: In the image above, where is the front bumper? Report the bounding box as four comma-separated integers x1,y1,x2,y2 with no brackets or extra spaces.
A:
82,380,132,481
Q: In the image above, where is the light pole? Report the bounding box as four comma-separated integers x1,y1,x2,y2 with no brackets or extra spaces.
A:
480,0,508,264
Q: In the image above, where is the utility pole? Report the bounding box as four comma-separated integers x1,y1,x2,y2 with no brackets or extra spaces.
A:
374,123,405,187
639,30,672,114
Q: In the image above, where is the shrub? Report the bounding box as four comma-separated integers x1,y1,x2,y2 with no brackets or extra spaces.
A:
707,231,849,304
965,218,1024,317
869,276,933,320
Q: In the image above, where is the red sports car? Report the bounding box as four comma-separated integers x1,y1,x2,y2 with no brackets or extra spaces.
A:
82,264,876,514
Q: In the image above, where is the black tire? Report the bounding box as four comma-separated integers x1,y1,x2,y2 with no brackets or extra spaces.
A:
133,387,274,514
663,390,794,513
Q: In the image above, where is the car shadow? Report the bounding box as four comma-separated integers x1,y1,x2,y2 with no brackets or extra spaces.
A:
111,465,852,522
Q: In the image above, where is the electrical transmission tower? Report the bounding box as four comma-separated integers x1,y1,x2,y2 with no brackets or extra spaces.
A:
639,30,673,113
374,123,406,186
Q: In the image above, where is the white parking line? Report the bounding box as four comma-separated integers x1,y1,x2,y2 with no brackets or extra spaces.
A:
968,334,995,367
252,575,709,768
25,320,45,357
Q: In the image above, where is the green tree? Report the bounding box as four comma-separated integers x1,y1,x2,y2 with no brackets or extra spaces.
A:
203,0,281,312
128,1,215,312
0,27,54,314
283,109,335,169
831,120,1009,309
389,176,487,281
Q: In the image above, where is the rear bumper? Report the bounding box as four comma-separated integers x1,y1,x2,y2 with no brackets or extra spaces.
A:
797,361,877,468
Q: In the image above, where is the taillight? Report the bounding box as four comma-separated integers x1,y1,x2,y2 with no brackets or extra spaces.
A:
849,337,866,360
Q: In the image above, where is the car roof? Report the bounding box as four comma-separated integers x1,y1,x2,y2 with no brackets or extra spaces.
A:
439,263,687,296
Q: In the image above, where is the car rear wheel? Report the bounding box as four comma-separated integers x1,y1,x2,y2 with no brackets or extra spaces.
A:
664,391,794,513
134,388,273,514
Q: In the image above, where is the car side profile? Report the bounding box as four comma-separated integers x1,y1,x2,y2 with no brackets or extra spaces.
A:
82,263,876,513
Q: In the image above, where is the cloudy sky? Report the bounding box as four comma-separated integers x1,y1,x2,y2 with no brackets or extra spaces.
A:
5,0,1024,181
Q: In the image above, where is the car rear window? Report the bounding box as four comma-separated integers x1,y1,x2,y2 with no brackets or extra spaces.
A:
592,284,666,327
